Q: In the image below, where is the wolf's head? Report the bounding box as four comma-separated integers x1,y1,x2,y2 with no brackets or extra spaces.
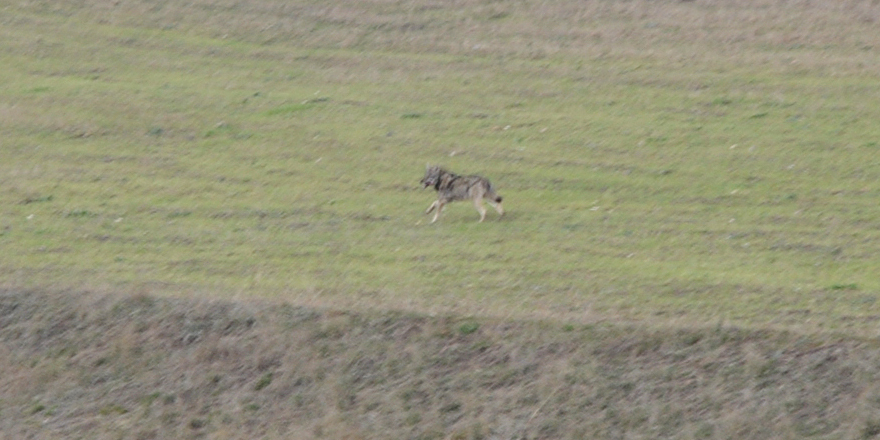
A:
420,165,443,189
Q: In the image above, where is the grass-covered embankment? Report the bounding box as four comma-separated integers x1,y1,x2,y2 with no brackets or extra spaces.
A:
3,289,880,439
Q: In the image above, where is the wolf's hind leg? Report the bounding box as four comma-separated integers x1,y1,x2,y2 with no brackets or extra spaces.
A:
485,196,504,217
473,198,487,222
491,201,504,217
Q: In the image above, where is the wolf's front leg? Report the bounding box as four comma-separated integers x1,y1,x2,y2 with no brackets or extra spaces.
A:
425,200,439,214
430,202,445,223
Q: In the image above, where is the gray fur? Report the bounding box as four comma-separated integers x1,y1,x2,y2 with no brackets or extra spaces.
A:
420,165,504,223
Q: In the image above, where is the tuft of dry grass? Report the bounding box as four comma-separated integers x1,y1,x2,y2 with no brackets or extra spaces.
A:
2,288,880,439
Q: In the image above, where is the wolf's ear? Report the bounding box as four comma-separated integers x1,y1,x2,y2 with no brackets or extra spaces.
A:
426,163,431,170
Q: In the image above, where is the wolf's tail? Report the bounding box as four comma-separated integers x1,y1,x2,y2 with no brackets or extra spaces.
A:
489,188,503,203
487,183,503,203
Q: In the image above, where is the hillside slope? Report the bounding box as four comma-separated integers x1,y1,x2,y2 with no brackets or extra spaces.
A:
2,289,879,439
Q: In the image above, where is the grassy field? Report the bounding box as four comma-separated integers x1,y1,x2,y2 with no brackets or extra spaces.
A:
4,0,880,331
2,0,880,438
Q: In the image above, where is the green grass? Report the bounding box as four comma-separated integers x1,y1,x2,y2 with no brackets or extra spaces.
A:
3,0,880,335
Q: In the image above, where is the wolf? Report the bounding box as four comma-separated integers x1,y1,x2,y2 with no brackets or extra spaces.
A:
420,165,504,223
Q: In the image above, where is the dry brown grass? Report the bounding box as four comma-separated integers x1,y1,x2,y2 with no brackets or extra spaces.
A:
43,0,880,75
3,288,880,439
